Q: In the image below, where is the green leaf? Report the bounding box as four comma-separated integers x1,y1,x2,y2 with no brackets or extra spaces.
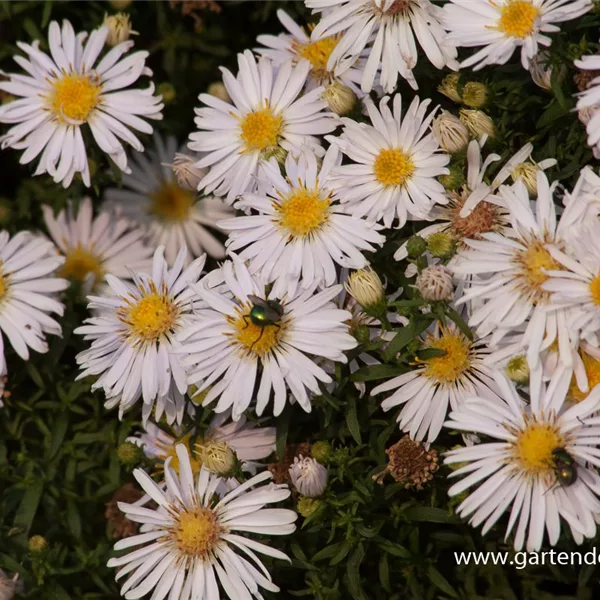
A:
13,479,44,534
445,306,474,341
349,363,407,382
403,506,459,524
312,542,346,562
427,565,459,599
47,412,69,460
383,317,432,361
345,396,362,445
41,0,52,28
67,499,81,539
379,553,391,593
276,404,291,461
414,348,447,360
346,544,366,600
377,540,411,558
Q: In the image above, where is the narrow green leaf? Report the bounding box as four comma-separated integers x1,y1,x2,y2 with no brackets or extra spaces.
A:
350,363,407,382
47,412,69,460
345,396,362,444
67,499,81,539
41,0,52,28
403,506,459,523
379,553,391,593
446,306,473,341
427,565,459,599
346,544,366,600
13,479,44,534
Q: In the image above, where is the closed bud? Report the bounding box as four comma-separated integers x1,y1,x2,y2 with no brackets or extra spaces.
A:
103,13,137,47
207,82,231,103
322,82,357,116
416,265,454,301
117,442,143,466
530,52,553,91
289,455,328,497
311,441,332,464
439,163,466,191
406,235,427,258
157,82,176,104
297,496,322,518
438,73,462,103
345,267,386,316
461,82,489,108
353,324,371,344
506,355,529,385
432,111,469,154
197,440,236,475
28,535,47,553
427,231,456,259
459,109,495,139
512,162,540,195
168,153,206,191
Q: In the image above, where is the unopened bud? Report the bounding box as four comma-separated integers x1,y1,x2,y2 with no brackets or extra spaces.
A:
438,73,462,104
461,82,489,109
207,82,231,103
103,13,137,47
28,535,47,553
345,267,386,316
416,265,454,301
512,162,540,195
322,82,357,116
289,455,328,497
432,111,469,154
117,442,143,466
353,324,371,344
439,163,466,191
311,441,332,464
297,496,322,518
168,153,206,191
406,235,427,259
427,231,456,259
459,109,495,140
505,355,529,385
530,52,553,91
197,440,236,475
157,82,176,104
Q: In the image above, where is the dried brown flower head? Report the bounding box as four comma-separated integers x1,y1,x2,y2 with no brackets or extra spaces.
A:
268,442,311,485
105,483,145,540
374,435,439,490
448,191,501,242
574,69,600,92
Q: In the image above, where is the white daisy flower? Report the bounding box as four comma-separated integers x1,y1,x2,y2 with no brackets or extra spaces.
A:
0,231,68,381
104,133,233,266
0,20,163,188
130,410,276,475
452,173,581,372
188,50,337,203
575,49,600,156
75,246,206,425
180,258,357,420
330,93,449,228
306,0,458,93
443,0,592,72
107,444,296,599
220,147,385,298
371,323,501,443
444,370,600,551
42,196,153,293
255,9,365,93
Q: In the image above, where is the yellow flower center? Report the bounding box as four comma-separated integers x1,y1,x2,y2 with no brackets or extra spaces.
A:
173,508,221,558
295,35,339,80
514,238,563,302
50,73,101,122
150,181,196,222
514,422,562,474
569,352,600,403
422,330,472,384
231,310,284,357
275,187,330,237
497,0,539,39
240,107,283,153
0,267,8,301
120,287,179,342
59,246,105,283
374,148,415,187
589,273,600,307
158,433,202,475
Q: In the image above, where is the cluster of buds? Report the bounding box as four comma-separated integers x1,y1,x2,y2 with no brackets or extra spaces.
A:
438,74,489,108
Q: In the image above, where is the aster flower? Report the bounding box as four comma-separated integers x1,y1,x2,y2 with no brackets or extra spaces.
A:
188,50,337,203
289,455,328,497
42,197,153,293
306,0,458,93
75,246,206,425
444,370,600,551
104,133,232,265
575,49,600,156
372,323,502,442
107,444,296,599
0,20,163,187
443,0,592,71
329,93,449,228
180,258,357,420
220,147,385,298
452,174,581,372
0,232,68,381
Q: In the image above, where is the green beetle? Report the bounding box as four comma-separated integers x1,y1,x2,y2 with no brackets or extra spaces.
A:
551,447,577,487
243,295,284,349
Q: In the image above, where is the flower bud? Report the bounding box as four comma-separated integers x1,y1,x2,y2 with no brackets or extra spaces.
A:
263,145,288,167
297,496,322,518
406,235,427,258
345,267,386,315
322,82,357,116
461,82,489,109
459,109,495,140
353,324,371,345
438,73,462,103
505,355,529,385
28,535,47,553
103,13,137,47
289,455,328,497
207,82,231,103
432,111,469,154
530,52,552,91
439,163,466,191
117,442,143,466
157,82,176,104
511,162,540,195
427,231,456,259
168,153,206,191
197,440,236,475
416,265,454,301
311,440,332,464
